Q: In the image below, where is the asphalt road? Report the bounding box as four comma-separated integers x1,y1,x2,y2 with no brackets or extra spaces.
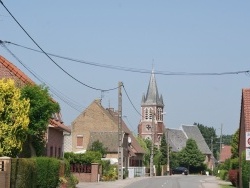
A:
77,175,231,188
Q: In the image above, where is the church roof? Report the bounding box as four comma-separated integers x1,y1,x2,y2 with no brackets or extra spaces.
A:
166,125,212,155
142,70,164,106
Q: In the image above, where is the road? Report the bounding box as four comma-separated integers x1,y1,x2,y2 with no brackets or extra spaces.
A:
77,175,230,188
125,175,218,188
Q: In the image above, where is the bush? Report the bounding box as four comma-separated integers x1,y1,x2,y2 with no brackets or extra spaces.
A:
228,169,239,187
35,157,60,188
241,151,250,188
11,158,37,188
219,170,228,181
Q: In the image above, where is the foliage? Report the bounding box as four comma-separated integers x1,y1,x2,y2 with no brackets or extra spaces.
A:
231,129,239,159
136,137,151,167
195,122,219,159
219,158,231,171
88,140,107,157
101,160,118,181
241,151,250,188
159,133,168,165
169,152,179,170
64,151,102,164
178,138,205,170
35,157,61,188
228,169,239,187
230,158,239,170
20,84,60,157
10,157,74,188
219,170,228,181
0,79,30,157
11,158,37,188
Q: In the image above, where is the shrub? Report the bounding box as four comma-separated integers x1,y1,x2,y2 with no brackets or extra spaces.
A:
219,170,228,181
228,169,239,187
11,158,37,188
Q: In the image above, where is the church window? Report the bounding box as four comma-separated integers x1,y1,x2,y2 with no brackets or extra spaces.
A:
145,108,149,120
146,124,151,131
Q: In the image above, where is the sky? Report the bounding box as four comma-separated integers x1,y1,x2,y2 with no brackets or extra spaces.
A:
0,1,249,136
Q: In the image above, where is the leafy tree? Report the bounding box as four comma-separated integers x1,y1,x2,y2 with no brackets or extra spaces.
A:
222,134,233,145
20,84,60,157
178,138,205,170
231,129,239,159
136,136,150,166
195,122,219,159
88,140,108,157
0,79,30,157
159,133,168,165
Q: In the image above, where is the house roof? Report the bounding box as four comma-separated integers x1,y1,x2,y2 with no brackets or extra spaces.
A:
0,55,70,133
242,89,250,131
106,107,145,154
88,132,119,152
0,55,34,85
141,70,164,106
167,129,187,152
166,125,212,155
219,145,232,162
181,125,212,154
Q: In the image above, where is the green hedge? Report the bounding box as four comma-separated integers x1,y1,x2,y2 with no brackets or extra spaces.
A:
11,157,68,188
241,151,250,188
11,158,37,188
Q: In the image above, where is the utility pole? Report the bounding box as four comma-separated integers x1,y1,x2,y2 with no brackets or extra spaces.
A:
211,137,213,175
118,82,123,180
150,110,155,177
219,124,223,162
167,128,170,175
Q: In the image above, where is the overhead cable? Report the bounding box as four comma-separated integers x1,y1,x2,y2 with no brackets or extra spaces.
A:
2,40,250,77
0,2,118,92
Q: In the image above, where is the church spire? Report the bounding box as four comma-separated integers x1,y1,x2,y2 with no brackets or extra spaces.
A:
142,70,164,106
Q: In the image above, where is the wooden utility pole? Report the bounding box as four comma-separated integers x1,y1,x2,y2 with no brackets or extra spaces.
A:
150,110,155,177
118,82,123,180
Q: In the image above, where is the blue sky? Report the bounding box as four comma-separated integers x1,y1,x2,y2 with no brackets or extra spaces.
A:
1,1,249,136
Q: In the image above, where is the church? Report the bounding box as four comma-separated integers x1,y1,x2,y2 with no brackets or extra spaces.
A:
138,70,165,146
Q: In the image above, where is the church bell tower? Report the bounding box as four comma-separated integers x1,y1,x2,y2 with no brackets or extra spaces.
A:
138,70,165,146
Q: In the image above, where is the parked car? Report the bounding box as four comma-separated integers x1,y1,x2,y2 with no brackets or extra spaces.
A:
172,167,189,175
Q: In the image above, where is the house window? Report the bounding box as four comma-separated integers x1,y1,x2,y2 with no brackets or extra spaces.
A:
58,148,61,158
77,135,83,148
50,146,53,157
55,147,57,157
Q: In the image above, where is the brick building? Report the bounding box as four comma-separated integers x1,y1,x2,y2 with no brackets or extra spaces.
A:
70,99,145,167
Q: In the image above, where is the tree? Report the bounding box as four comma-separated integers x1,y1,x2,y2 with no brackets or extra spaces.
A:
0,79,30,157
136,136,150,166
20,84,60,157
195,122,219,159
88,140,108,157
178,138,205,170
159,133,168,165
231,128,239,159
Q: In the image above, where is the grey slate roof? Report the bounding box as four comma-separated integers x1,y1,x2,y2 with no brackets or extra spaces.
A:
142,70,164,106
166,129,187,152
166,125,212,155
181,125,212,155
88,132,118,152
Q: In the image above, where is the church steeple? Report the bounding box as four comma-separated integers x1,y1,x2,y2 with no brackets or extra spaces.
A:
142,70,164,107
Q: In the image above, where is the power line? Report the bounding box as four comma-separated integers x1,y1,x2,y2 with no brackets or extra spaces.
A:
0,2,118,92
2,40,250,77
123,84,141,117
1,42,84,113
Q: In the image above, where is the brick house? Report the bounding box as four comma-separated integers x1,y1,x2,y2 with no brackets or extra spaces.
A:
0,55,70,158
70,99,145,167
239,88,250,188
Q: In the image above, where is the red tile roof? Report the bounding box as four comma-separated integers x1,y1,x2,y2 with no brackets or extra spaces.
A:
219,145,232,162
0,55,70,133
242,89,250,132
0,55,34,85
